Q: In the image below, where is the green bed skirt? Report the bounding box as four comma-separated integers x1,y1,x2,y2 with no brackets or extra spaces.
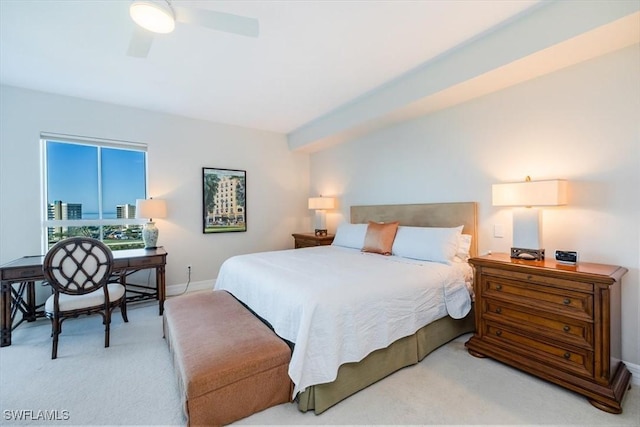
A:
296,308,475,414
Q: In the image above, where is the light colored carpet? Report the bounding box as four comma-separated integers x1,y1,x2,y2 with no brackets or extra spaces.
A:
1,299,637,426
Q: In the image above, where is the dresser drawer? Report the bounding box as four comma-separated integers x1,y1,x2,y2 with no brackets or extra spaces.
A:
112,259,129,270
484,322,594,379
292,233,335,249
483,299,592,348
482,276,592,320
1,267,43,280
128,256,165,268
295,240,320,249
482,267,593,293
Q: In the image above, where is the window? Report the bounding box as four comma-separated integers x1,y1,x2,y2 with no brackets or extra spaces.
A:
42,135,147,251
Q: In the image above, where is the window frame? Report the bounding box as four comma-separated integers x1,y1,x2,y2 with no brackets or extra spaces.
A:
40,133,149,251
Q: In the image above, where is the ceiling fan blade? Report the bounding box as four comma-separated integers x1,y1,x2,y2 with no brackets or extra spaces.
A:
127,26,155,58
174,6,259,38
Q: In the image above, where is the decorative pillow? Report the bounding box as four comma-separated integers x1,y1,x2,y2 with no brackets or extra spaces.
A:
455,234,473,262
331,223,368,249
392,225,463,264
362,221,399,255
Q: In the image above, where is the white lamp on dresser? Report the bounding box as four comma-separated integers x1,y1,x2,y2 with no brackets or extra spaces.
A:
308,196,336,237
492,176,567,260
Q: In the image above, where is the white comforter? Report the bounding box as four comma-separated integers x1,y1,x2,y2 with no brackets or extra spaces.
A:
214,245,471,396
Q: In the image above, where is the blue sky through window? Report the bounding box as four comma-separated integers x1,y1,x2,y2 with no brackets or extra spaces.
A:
47,141,146,219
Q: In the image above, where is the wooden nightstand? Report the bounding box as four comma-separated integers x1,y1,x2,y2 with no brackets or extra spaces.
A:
465,253,631,414
291,233,335,249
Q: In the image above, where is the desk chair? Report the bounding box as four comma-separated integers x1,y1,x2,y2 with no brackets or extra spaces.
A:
43,237,128,359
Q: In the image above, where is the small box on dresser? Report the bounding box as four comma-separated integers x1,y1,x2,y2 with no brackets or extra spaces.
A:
292,233,335,249
465,253,631,414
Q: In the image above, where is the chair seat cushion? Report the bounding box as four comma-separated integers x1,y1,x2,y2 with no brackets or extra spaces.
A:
45,283,125,313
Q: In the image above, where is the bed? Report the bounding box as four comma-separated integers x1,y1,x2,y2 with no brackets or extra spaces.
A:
214,202,478,414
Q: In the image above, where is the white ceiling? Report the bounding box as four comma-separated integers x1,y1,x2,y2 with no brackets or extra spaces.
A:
0,0,541,134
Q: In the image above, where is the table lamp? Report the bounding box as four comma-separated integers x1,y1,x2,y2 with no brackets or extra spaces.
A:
492,177,567,260
135,198,167,249
308,196,336,237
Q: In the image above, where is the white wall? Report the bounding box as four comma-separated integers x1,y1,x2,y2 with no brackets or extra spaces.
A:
0,46,636,367
0,85,311,287
309,46,640,365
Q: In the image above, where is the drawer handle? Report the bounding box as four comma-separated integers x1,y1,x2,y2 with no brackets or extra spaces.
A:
563,298,571,305
20,269,37,277
563,325,571,332
495,330,502,337
563,352,571,359
495,284,502,291
495,307,502,314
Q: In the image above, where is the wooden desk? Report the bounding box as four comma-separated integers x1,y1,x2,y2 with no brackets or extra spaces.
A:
0,247,167,347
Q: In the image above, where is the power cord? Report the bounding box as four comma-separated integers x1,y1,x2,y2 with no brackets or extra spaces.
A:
174,265,191,296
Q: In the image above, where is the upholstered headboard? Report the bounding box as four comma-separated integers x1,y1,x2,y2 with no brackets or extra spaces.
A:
350,202,478,257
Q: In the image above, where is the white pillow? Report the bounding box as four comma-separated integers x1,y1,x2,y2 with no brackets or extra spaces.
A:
455,234,473,262
332,223,368,249
392,225,463,264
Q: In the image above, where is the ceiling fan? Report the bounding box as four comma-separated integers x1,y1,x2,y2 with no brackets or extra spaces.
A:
127,0,259,58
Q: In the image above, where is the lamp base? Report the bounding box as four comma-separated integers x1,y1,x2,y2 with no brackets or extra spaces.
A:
511,247,545,261
142,221,159,249
314,229,328,237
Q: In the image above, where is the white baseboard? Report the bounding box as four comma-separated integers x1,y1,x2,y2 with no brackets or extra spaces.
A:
166,280,214,297
626,360,640,386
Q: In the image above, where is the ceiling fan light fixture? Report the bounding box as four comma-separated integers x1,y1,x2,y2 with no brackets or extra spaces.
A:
130,0,175,34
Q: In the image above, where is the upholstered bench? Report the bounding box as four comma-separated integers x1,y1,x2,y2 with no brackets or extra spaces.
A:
163,290,292,426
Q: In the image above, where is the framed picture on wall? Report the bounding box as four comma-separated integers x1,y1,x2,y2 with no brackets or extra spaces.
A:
202,167,246,233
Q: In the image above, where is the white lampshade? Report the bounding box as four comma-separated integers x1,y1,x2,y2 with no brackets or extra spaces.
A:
130,0,175,34
136,199,167,220
492,179,567,207
308,197,336,210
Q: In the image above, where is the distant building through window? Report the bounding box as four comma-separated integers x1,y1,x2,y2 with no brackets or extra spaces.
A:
116,204,137,219
47,201,83,243
42,135,148,251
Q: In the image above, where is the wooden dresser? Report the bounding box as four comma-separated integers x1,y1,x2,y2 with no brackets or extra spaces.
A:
465,253,631,413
